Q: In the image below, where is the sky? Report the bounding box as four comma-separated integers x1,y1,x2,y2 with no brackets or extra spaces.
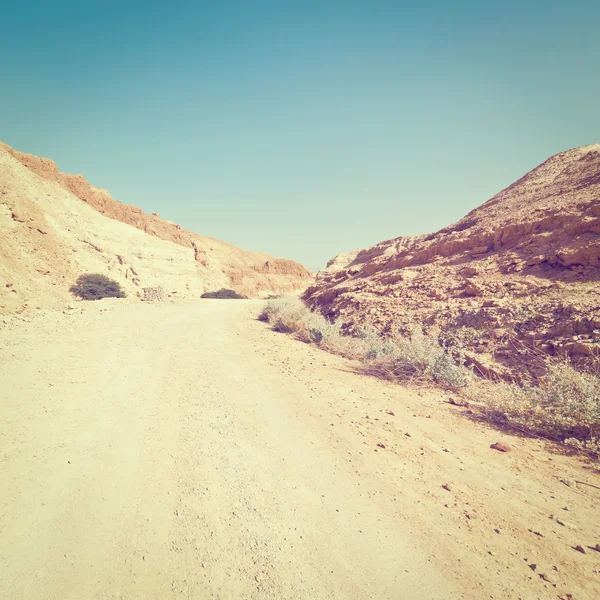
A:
1,1,599,271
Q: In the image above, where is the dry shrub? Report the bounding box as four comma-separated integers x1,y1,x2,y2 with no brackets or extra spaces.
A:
201,288,247,299
260,299,600,455
355,324,471,389
259,299,470,389
478,361,600,454
259,298,342,346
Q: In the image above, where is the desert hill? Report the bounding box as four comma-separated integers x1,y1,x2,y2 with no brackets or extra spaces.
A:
0,142,312,312
303,144,600,379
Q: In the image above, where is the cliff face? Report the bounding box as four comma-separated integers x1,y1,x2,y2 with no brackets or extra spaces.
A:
0,142,312,312
304,145,600,379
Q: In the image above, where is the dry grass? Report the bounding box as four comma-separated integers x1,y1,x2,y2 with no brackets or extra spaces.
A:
474,362,600,454
356,323,471,388
259,298,343,346
259,298,471,389
260,298,600,456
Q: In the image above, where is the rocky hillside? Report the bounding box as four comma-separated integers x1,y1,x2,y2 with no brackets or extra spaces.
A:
0,142,312,313
304,145,600,379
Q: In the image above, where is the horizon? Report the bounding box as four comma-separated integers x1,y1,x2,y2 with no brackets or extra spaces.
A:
2,1,599,271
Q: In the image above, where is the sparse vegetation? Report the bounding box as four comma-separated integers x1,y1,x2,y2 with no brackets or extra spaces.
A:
201,289,247,299
259,298,471,389
357,324,472,389
476,362,600,455
260,298,600,456
70,273,126,301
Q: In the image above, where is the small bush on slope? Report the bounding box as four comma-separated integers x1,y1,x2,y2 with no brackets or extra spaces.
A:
259,298,342,344
478,362,600,454
201,289,247,299
258,298,470,389
70,274,126,301
355,323,471,389
260,298,600,456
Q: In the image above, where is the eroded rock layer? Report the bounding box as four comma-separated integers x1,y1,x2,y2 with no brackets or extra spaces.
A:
0,142,312,312
304,145,600,379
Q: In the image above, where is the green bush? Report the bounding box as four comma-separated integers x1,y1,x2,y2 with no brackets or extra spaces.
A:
69,274,126,301
201,288,247,299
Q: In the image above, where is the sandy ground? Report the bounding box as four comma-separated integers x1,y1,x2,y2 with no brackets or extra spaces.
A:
1,299,599,600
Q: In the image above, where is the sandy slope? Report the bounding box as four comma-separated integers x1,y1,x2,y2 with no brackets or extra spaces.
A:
0,142,312,313
0,300,599,599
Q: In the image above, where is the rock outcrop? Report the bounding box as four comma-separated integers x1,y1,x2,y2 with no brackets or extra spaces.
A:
0,142,312,312
304,145,600,379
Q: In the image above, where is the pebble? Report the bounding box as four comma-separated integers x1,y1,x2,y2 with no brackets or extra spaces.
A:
528,529,544,537
556,518,577,530
490,442,510,452
447,398,469,407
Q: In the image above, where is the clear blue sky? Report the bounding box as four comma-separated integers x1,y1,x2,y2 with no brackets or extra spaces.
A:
1,1,598,270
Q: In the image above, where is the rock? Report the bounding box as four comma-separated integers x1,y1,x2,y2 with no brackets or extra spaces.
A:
447,398,469,407
528,529,544,537
490,442,510,452
464,281,483,297
442,483,452,491
317,251,361,278
556,518,577,529
528,563,537,571
516,279,539,290
563,341,597,356
490,328,508,339
574,545,586,554
482,299,500,307
376,443,386,449
302,144,600,382
386,410,395,416
460,267,478,278
527,255,546,266
143,286,166,302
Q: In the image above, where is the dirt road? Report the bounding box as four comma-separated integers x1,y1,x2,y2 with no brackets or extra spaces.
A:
1,300,599,599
